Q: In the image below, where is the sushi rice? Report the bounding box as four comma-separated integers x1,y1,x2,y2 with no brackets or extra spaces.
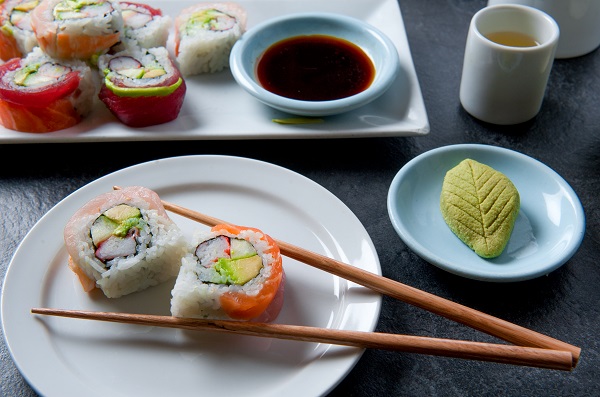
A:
174,2,247,75
117,1,172,51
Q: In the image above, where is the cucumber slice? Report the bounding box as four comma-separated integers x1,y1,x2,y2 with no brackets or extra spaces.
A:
90,215,118,246
230,238,257,259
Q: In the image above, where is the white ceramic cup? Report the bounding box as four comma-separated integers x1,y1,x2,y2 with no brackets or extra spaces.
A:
459,4,560,125
487,0,600,59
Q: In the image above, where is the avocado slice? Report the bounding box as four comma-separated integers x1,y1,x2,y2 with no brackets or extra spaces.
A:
103,204,141,222
117,68,144,79
104,76,183,97
14,0,38,12
14,63,72,87
142,67,166,79
216,255,263,285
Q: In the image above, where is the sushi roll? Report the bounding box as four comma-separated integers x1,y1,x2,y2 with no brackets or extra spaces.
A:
97,46,186,127
0,0,40,61
64,186,188,299
173,2,247,76
0,46,95,133
171,223,286,322
30,0,123,61
116,1,171,51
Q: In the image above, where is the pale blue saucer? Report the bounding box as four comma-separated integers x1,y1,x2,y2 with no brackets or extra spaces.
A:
387,144,585,282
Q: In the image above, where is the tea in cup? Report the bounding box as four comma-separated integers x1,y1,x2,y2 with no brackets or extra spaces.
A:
487,0,600,58
459,4,560,125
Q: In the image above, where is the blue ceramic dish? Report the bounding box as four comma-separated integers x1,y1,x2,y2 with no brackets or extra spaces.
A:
229,12,400,117
387,144,586,282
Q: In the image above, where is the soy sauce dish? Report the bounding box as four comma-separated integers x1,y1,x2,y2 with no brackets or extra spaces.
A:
229,12,400,117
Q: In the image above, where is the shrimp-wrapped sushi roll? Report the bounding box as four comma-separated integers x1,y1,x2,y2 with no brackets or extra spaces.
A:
0,46,95,132
0,0,40,61
64,186,188,298
171,224,286,322
31,0,123,61
115,1,171,51
174,2,247,75
97,46,186,127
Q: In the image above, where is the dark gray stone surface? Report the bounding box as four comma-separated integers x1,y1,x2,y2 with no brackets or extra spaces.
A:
1,0,599,396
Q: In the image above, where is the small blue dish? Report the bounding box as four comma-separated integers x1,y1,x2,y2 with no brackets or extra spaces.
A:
387,144,586,282
229,12,400,117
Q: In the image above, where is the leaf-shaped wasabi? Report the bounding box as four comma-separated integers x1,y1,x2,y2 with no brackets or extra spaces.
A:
440,159,520,258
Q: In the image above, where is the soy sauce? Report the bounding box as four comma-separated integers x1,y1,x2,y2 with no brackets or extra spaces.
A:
256,35,375,101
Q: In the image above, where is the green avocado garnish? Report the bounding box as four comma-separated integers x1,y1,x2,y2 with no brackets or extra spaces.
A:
103,75,183,97
113,217,142,237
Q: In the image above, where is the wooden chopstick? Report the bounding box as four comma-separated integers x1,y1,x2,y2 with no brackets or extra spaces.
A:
148,193,580,366
110,186,580,365
30,308,574,371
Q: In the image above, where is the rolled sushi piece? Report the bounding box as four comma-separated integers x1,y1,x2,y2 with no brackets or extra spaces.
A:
173,2,247,76
30,0,123,61
115,1,171,51
0,0,40,61
64,186,188,299
171,223,286,322
0,46,95,132
97,46,186,127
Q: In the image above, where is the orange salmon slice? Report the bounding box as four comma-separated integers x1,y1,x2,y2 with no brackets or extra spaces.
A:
0,97,81,132
212,224,285,321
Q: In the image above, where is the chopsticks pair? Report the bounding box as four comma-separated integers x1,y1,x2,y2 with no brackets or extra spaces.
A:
31,187,581,371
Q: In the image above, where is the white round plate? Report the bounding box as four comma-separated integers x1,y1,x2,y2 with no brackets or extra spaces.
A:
2,155,381,397
387,144,585,282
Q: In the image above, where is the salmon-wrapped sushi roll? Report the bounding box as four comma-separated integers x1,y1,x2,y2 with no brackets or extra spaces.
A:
174,2,246,76
0,0,40,61
97,46,186,127
0,46,94,133
64,186,188,299
31,0,123,61
171,224,286,322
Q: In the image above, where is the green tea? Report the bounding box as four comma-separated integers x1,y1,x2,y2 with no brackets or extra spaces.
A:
485,31,540,47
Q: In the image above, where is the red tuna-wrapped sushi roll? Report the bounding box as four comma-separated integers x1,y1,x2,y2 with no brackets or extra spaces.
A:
0,0,40,61
0,46,95,132
97,46,186,127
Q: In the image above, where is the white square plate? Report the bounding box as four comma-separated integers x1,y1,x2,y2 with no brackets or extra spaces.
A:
0,0,429,143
